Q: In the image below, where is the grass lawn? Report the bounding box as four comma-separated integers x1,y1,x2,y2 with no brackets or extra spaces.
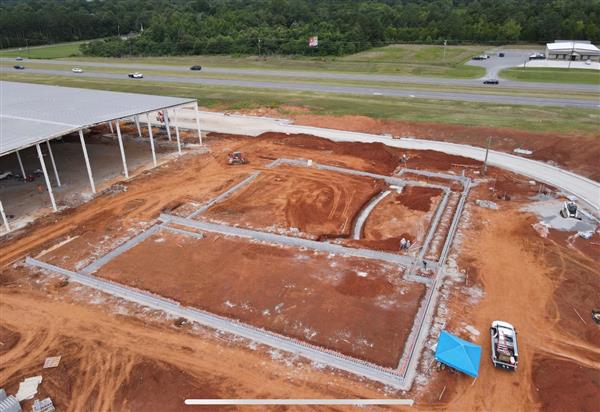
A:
67,43,487,78
0,41,84,59
500,67,600,85
3,72,598,136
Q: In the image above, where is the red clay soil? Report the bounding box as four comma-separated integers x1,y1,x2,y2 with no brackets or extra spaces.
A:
396,186,441,212
532,353,600,412
351,187,442,251
286,113,600,181
254,132,481,175
113,359,226,411
543,228,600,346
0,325,20,355
417,184,600,410
94,231,425,368
202,166,385,238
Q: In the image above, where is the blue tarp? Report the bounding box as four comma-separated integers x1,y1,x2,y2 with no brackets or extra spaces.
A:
435,330,482,378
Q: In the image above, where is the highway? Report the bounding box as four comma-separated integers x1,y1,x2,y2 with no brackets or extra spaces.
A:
3,57,598,93
3,65,599,109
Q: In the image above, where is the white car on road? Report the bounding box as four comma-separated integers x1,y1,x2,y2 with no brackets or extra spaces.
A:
128,72,144,79
72,67,83,73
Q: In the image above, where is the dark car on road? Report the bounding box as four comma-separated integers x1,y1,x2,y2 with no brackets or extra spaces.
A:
190,65,202,71
498,52,505,57
13,65,25,70
483,79,499,85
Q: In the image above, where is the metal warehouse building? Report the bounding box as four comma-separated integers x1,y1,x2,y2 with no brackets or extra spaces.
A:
545,40,600,61
0,81,202,232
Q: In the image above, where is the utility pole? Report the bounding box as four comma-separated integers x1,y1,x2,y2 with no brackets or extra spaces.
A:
257,37,261,58
482,136,492,176
443,39,447,61
567,41,575,70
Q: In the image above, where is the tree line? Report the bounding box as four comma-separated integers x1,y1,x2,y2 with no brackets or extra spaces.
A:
1,0,599,56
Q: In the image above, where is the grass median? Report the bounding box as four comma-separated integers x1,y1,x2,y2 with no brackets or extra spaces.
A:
500,67,600,85
2,72,598,135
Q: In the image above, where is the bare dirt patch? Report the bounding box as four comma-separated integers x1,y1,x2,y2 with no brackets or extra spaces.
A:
94,231,424,368
347,187,442,252
286,113,600,180
532,354,600,412
113,359,225,411
0,325,20,355
203,166,384,238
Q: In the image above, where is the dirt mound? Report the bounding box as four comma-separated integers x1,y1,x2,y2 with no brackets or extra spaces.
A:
532,354,600,412
290,114,600,180
261,132,401,174
395,186,440,212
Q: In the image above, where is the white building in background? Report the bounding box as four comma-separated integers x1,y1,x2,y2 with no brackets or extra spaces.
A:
545,40,600,61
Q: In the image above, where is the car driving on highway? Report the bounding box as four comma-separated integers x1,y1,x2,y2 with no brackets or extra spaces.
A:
483,79,499,85
13,65,25,70
128,72,144,79
72,67,83,73
190,65,202,71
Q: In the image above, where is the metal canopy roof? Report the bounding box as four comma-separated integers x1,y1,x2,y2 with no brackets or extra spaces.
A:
0,81,196,156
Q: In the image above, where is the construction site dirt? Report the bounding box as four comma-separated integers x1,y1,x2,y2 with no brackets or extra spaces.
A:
202,166,386,239
1,131,598,410
92,230,424,367
232,108,600,181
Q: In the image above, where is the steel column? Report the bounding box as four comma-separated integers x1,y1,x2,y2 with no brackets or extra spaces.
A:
134,115,142,138
0,201,10,232
16,151,26,179
36,144,57,211
115,121,129,178
46,140,61,187
146,113,157,166
194,102,202,145
164,110,172,141
173,109,182,155
79,130,96,194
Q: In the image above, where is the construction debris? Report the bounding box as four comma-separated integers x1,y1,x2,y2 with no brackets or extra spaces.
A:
475,199,499,210
32,398,55,412
15,376,42,401
513,148,533,155
43,356,61,369
0,395,21,412
578,231,594,239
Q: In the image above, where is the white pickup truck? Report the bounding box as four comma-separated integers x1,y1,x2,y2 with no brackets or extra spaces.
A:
490,320,518,371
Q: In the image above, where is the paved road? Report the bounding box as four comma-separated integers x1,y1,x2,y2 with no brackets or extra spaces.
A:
3,66,598,109
3,57,597,93
466,49,540,78
191,112,600,211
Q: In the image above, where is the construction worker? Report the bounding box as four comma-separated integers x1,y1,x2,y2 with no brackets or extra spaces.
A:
406,240,411,250
400,238,407,250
